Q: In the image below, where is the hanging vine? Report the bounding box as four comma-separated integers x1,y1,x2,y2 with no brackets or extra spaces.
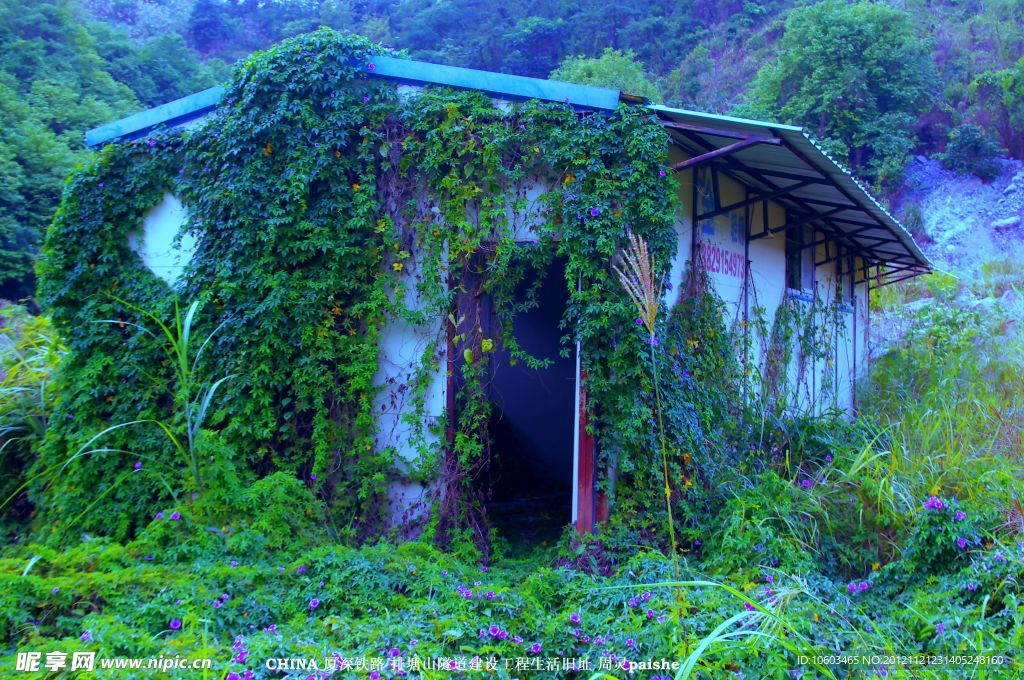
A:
37,29,682,548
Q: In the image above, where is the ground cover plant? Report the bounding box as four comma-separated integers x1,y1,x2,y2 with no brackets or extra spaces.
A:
1,28,1022,680
3,257,1021,677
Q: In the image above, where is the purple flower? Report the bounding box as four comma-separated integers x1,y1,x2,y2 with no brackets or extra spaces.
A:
489,625,500,637
513,635,523,644
98,182,104,189
635,318,644,325
243,672,253,680
646,608,655,618
646,336,660,346
155,512,164,520
230,560,238,567
318,581,324,588
590,207,601,217
627,597,638,607
967,582,977,591
801,479,812,489
265,624,277,633
277,566,285,572
134,461,142,471
170,618,182,630
936,623,946,634
625,638,636,648
221,593,229,601
146,139,156,148
409,639,418,647
847,583,857,594
859,581,869,591
145,555,153,562
81,630,92,643
825,455,832,463
213,600,222,609
308,598,320,610
227,673,240,680
52,586,59,594
441,569,448,576
497,630,508,640
744,602,755,611
569,612,581,624
367,63,376,71
957,536,967,549
310,473,317,480
641,591,651,602
954,510,966,521
923,497,945,510
765,574,774,584
170,512,181,521
363,96,370,103
659,169,667,178
297,565,307,574
530,643,542,654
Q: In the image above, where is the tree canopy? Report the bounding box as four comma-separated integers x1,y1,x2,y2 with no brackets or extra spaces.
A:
741,0,938,186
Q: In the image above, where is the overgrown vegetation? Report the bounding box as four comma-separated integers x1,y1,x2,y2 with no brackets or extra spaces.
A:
1,17,1022,680
2,260,1022,675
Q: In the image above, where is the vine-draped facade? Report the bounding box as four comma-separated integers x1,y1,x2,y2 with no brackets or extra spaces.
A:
38,30,929,547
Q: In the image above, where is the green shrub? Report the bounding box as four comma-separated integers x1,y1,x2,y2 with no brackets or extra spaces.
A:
938,123,1003,179
0,305,65,525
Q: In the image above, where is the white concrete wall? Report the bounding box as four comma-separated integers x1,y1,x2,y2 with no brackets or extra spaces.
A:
127,193,196,286
668,150,867,416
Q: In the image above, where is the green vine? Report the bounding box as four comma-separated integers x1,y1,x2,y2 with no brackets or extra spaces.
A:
37,29,684,549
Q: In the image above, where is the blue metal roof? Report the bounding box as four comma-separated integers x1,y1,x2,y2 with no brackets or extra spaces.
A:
85,55,620,148
86,85,225,147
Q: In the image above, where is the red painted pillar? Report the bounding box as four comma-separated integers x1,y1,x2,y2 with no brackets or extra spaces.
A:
575,382,596,534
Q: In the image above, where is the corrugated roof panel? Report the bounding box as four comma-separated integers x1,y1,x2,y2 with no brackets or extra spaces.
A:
654,104,931,270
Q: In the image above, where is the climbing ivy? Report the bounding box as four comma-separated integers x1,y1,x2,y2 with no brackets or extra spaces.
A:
36,29,685,548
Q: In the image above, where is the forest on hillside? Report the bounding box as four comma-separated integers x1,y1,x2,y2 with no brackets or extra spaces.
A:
2,0,1023,299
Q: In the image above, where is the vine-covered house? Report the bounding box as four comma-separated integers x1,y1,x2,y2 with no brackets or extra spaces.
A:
44,31,929,544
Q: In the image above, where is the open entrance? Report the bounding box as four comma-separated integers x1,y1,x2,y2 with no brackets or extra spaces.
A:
483,257,576,549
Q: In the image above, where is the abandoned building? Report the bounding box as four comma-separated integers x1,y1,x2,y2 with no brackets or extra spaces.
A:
78,45,931,537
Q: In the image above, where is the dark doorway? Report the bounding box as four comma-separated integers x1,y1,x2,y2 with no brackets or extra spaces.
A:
484,256,575,549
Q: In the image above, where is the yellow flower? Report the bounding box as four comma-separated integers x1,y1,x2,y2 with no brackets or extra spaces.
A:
262,142,272,156
392,261,404,272
563,173,575,186
334,151,341,158
872,562,881,571
352,183,361,191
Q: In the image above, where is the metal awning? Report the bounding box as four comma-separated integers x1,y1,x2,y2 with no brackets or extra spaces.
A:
650,104,931,283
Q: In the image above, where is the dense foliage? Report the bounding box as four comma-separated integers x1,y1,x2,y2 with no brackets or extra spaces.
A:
2,267,1021,675
3,0,1023,299
29,30,692,553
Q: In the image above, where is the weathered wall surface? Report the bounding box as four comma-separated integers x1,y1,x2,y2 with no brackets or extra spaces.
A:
668,146,868,415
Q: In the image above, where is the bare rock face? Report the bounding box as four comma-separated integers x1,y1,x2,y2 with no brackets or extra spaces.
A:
898,157,1024,278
